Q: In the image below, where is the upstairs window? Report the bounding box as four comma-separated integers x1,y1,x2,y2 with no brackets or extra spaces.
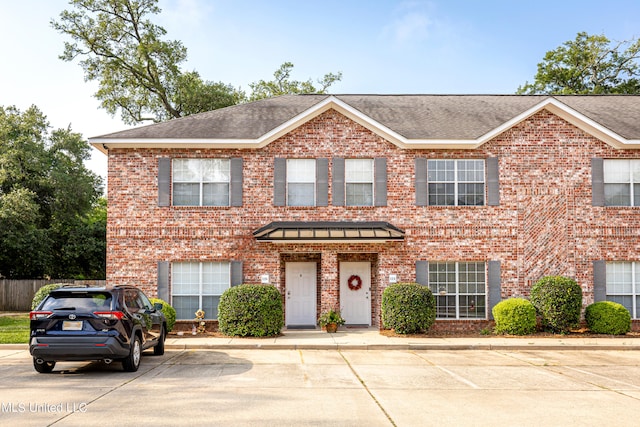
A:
427,159,485,206
604,160,640,206
345,159,374,206
287,159,316,206
173,159,230,206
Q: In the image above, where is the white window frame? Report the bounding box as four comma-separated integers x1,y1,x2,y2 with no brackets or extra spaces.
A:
345,159,374,206
604,159,640,207
286,159,316,206
606,261,639,318
171,262,231,320
172,159,230,206
427,159,485,206
428,261,486,319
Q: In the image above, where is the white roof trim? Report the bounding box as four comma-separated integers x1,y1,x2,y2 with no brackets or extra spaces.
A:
472,97,640,149
90,96,640,154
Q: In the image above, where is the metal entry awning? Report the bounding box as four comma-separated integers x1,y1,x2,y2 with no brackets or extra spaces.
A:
253,221,405,243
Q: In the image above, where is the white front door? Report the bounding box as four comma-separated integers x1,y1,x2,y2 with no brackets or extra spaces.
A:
285,262,317,326
340,262,371,325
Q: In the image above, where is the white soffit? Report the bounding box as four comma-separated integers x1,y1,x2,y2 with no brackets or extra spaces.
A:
89,96,640,154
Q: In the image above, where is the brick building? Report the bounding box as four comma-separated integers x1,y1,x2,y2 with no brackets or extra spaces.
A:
90,95,640,331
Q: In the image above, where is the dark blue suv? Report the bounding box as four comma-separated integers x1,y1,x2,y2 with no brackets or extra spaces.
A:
29,285,166,373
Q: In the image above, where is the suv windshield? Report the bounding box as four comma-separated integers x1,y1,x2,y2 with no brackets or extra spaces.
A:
41,292,112,311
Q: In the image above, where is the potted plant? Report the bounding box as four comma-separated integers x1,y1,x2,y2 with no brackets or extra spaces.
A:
317,308,345,333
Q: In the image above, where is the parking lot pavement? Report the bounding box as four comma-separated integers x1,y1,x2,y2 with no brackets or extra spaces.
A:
1,348,639,426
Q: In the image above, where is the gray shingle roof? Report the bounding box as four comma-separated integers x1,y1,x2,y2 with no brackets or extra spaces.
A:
91,94,640,141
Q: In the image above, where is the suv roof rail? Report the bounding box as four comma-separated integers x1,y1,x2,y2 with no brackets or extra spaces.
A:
59,283,103,288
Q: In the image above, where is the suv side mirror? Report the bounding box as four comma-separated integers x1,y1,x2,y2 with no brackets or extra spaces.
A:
154,302,164,311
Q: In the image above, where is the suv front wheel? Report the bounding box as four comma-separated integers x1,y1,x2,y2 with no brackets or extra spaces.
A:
122,336,141,372
153,325,165,356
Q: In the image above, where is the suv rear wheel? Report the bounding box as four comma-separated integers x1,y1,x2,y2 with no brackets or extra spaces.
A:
122,336,141,372
33,358,56,374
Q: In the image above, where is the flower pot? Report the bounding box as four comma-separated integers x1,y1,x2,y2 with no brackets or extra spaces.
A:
325,323,338,333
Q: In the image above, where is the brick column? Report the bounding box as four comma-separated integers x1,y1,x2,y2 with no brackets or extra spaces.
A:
320,250,339,312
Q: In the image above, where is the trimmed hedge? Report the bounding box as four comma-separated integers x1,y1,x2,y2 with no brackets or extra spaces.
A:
382,282,436,334
585,301,631,335
530,276,582,333
31,283,65,310
218,284,283,337
150,298,176,332
492,298,536,335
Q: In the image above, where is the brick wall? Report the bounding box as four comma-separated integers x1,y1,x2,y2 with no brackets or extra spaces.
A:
106,109,640,328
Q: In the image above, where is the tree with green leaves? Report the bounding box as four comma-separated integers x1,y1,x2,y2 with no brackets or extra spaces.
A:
52,0,342,124
248,62,342,101
0,105,103,279
52,0,243,124
517,32,640,94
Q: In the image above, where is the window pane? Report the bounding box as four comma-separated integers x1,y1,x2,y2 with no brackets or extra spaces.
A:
604,160,630,183
457,160,484,182
429,262,456,295
457,183,485,206
435,295,457,318
606,262,632,294
288,183,315,206
428,183,455,206
459,295,485,319
202,262,230,295
604,184,631,206
203,183,229,206
173,159,200,182
608,295,633,314
345,159,373,182
201,296,222,320
632,160,640,182
173,296,199,320
346,183,373,206
173,262,200,294
202,159,230,182
173,183,200,206
428,160,454,181
458,262,485,293
287,159,316,182
635,184,640,207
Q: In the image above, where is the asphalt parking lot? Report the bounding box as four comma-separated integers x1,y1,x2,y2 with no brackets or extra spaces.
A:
1,347,639,426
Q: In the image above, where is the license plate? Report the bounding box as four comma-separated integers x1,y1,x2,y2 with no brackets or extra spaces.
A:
62,321,83,331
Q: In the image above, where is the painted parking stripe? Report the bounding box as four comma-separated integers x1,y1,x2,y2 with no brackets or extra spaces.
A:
563,366,640,390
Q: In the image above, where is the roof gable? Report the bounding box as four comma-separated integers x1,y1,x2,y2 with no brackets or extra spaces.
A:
90,95,640,153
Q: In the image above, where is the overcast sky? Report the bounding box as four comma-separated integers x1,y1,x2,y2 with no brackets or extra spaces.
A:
2,0,640,181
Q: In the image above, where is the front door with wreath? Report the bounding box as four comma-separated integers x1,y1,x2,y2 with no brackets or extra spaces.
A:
339,261,371,325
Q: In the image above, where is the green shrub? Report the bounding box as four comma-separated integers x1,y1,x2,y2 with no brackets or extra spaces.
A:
31,283,65,310
585,301,631,335
218,284,283,337
382,283,436,334
150,298,176,332
530,276,582,333
492,298,536,335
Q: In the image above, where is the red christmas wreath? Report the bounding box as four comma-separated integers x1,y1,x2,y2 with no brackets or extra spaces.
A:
347,274,362,291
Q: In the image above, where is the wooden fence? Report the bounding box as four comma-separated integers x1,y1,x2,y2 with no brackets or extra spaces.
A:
0,280,106,311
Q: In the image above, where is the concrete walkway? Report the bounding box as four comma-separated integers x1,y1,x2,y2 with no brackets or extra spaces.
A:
4,326,638,351
163,327,640,351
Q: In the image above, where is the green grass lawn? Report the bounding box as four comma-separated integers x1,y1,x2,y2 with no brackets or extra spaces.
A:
0,314,30,344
